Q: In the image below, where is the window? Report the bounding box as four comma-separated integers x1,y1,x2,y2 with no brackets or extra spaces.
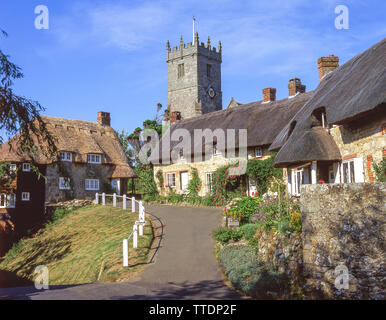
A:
10,164,17,172
0,193,15,208
213,142,221,155
60,152,72,162
22,163,30,172
311,107,328,128
342,158,364,183
59,177,71,190
255,147,263,158
291,167,311,196
22,192,30,201
166,172,176,188
206,172,214,193
179,149,185,160
85,179,100,191
207,64,212,78
87,154,102,164
178,64,185,78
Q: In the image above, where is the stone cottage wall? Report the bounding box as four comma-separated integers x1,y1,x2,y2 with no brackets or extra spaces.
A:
300,183,385,299
330,113,386,183
153,147,273,197
45,162,112,203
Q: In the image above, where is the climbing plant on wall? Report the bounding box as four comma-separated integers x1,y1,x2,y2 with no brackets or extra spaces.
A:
246,152,283,195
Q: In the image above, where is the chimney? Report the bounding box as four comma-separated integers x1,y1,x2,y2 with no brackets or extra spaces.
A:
317,55,339,81
288,78,306,97
170,111,181,124
262,88,276,103
97,111,111,126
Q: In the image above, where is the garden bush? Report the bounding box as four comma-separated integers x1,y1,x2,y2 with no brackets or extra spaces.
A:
250,196,301,234
212,228,242,244
167,191,184,204
224,197,260,224
238,223,259,240
218,245,289,298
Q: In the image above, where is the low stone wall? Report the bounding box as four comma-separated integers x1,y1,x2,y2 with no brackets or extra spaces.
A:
300,183,386,299
255,229,303,288
45,199,94,220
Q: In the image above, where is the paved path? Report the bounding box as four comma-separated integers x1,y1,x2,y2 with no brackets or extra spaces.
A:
0,205,245,300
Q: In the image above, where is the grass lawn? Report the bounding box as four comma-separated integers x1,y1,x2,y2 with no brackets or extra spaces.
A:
0,205,153,287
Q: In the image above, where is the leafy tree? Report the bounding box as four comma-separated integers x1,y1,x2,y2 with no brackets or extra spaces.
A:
0,29,57,181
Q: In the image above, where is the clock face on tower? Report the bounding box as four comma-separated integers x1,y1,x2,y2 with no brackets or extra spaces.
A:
208,87,216,99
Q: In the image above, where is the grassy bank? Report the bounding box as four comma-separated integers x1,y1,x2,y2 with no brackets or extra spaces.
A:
0,205,153,287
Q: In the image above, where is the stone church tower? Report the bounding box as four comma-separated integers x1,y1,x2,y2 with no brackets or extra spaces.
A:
166,32,222,120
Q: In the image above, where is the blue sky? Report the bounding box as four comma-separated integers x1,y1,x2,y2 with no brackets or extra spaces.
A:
1,0,385,134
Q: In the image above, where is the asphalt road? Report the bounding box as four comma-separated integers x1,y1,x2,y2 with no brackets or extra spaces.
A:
0,204,245,300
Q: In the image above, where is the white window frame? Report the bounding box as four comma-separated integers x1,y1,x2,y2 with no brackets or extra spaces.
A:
10,164,17,172
22,163,31,172
166,172,176,188
342,158,364,183
205,172,214,193
21,192,30,201
85,179,100,191
59,177,71,190
87,154,102,164
255,147,263,158
60,152,73,162
0,193,16,208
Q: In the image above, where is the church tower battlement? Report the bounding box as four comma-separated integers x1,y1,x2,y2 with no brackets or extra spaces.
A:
166,32,222,120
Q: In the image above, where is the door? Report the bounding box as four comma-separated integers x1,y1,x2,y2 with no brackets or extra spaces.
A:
180,172,189,192
111,178,120,195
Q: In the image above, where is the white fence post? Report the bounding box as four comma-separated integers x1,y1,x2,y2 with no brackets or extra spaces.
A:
102,193,106,205
132,196,135,212
95,193,99,204
139,201,145,236
123,239,129,267
113,193,117,207
133,224,138,249
123,195,127,210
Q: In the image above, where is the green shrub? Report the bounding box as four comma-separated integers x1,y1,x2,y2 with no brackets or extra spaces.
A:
213,228,242,244
250,196,300,233
225,197,260,223
167,191,184,204
218,245,289,298
239,223,258,240
373,158,386,182
246,153,283,195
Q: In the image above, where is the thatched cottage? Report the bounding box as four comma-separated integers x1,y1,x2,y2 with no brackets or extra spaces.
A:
0,112,135,232
270,38,386,195
150,86,312,196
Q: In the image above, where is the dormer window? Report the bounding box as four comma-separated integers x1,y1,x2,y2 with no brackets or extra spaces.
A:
60,152,73,162
22,163,31,172
311,107,328,128
87,154,102,164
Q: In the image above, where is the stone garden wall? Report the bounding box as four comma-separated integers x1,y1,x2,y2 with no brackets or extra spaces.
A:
300,183,385,299
255,229,303,287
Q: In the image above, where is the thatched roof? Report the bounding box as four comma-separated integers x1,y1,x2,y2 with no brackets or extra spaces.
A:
150,91,312,163
0,116,136,178
271,38,386,167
